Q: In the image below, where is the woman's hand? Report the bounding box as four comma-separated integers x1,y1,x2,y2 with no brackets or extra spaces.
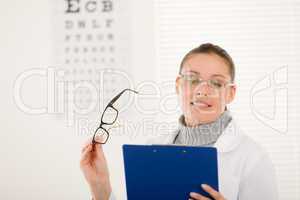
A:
189,184,226,200
80,138,112,200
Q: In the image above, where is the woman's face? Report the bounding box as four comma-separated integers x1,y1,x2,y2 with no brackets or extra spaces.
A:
176,53,236,126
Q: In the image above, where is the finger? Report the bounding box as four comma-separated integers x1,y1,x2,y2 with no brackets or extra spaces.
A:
92,136,105,152
93,143,106,159
80,144,93,164
93,135,106,144
190,192,211,200
81,137,94,153
201,184,224,200
81,144,89,154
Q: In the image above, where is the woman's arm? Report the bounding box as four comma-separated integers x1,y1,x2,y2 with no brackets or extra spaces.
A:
238,153,278,200
80,138,112,200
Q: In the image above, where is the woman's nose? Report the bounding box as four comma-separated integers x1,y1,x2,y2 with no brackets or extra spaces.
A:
194,81,211,96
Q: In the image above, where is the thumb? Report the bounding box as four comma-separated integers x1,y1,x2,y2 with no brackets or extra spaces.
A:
93,143,106,160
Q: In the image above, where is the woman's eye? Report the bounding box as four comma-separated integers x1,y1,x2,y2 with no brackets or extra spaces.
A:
191,79,199,85
187,76,199,84
183,75,196,81
210,80,223,88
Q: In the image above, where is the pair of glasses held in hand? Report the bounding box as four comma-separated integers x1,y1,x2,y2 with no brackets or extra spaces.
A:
92,88,138,145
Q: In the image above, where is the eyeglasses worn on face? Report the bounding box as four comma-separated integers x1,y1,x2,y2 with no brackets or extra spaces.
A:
179,74,234,90
92,88,138,144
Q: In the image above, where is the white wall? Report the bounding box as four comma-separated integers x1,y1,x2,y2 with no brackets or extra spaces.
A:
0,0,299,199
0,0,85,199
0,0,156,199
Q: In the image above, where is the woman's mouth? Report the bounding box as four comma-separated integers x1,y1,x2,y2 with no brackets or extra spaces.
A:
190,100,212,108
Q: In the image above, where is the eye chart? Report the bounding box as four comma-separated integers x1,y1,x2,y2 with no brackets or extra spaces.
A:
52,0,132,123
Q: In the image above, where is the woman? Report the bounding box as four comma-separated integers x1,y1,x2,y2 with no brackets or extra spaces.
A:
80,43,278,200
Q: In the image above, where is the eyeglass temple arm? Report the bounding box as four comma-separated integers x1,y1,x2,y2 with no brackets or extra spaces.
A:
99,89,136,123
99,88,138,121
109,88,138,105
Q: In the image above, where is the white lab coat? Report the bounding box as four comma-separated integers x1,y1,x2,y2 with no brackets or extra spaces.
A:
110,120,278,200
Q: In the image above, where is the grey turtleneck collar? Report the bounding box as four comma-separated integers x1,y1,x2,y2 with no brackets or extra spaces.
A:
173,110,232,146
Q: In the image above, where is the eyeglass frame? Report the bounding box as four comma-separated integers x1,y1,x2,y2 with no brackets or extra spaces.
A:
178,73,235,90
92,88,138,145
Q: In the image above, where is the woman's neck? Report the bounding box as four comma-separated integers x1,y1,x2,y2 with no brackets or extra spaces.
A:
174,110,232,146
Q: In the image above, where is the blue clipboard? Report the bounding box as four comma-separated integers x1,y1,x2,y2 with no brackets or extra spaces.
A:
122,144,219,200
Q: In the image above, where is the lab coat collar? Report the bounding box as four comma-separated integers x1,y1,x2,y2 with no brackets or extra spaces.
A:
213,120,243,153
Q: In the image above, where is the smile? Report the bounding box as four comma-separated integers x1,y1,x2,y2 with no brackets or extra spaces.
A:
191,100,212,108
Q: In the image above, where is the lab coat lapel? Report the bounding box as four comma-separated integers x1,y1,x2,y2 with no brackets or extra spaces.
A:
213,120,243,153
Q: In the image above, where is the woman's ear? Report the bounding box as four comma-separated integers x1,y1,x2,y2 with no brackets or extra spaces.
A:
175,76,181,94
225,84,236,104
